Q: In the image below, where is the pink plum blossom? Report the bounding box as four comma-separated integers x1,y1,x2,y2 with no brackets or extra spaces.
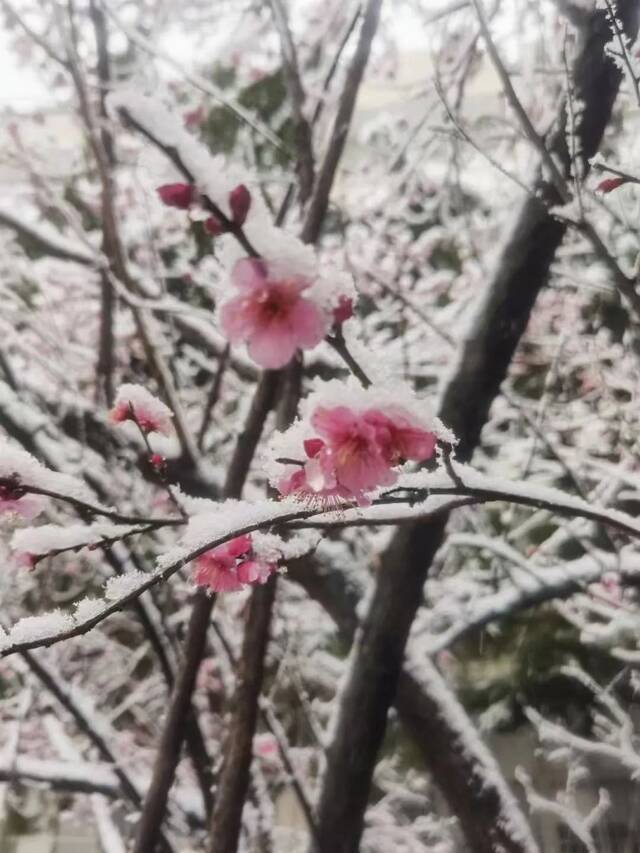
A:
204,215,226,236
596,177,626,193
110,384,174,436
311,406,397,495
254,733,280,765
192,534,276,593
276,402,439,506
193,548,242,592
220,258,327,369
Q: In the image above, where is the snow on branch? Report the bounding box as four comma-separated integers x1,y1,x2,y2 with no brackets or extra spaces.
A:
4,466,640,657
0,207,98,266
420,538,640,654
0,437,104,508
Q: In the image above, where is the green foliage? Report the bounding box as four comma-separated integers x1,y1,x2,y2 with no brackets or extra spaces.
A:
453,607,620,732
199,65,294,170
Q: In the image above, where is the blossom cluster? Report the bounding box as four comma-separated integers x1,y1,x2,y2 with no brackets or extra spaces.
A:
159,187,354,369
269,381,452,506
192,533,277,593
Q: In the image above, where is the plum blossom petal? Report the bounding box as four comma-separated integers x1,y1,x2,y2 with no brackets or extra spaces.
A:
286,299,326,348
229,184,251,224
192,534,277,592
233,258,269,290
311,406,395,494
0,494,45,521
222,535,252,559
364,407,437,464
236,559,275,585
193,548,241,592
247,323,298,369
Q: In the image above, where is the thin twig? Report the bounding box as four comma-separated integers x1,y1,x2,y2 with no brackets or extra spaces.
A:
470,0,569,201
5,472,640,658
268,0,315,201
326,329,372,387
300,0,384,243
197,344,230,452
603,0,640,106
131,371,282,853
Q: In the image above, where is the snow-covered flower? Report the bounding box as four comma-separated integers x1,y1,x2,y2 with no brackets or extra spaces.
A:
192,534,276,593
311,406,397,499
220,258,328,368
109,384,174,436
270,380,449,507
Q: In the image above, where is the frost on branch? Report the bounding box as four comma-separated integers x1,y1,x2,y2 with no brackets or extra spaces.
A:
11,522,148,562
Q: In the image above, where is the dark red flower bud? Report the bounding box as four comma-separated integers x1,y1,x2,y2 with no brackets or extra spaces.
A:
157,183,195,209
596,177,626,194
203,215,226,236
229,184,251,225
304,438,325,459
149,453,166,471
332,296,354,326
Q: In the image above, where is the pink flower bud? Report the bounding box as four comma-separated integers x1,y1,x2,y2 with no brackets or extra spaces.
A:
149,453,165,471
333,296,354,326
204,215,226,236
156,183,195,209
304,438,325,458
596,177,626,194
229,184,251,225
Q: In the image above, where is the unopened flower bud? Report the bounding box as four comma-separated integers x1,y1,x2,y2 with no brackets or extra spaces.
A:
229,184,251,225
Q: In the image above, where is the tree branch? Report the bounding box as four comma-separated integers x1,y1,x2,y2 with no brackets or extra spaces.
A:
300,0,383,243
131,370,282,853
310,2,640,849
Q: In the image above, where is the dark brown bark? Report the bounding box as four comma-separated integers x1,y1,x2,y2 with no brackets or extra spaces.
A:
287,553,537,853
132,371,281,853
311,4,640,851
207,580,277,853
206,362,301,852
300,0,383,244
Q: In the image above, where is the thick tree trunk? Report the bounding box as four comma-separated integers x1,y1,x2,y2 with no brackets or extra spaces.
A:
311,3,640,851
288,554,537,853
